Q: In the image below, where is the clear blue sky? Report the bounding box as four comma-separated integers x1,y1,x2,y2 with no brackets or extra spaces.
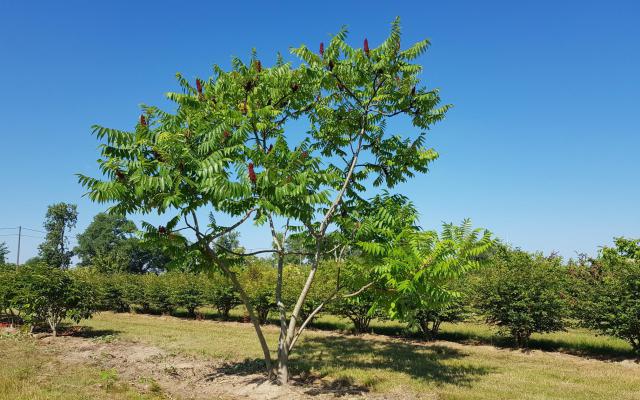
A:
1,0,638,263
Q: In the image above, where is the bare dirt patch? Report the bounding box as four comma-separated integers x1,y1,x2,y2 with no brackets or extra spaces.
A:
38,333,412,400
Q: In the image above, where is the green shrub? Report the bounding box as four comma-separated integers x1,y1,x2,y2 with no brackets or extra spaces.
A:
474,248,568,347
573,238,640,352
0,264,20,324
240,262,276,324
102,273,142,312
13,264,96,336
141,274,176,315
412,294,469,340
330,261,381,334
205,272,241,320
168,272,205,317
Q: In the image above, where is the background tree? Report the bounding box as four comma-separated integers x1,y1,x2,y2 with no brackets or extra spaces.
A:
79,19,449,383
0,242,8,264
75,213,136,265
76,213,169,273
38,202,78,269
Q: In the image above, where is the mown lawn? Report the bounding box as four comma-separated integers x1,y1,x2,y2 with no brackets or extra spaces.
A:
69,312,640,400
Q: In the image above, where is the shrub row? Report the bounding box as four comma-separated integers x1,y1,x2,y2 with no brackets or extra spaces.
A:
2,245,638,353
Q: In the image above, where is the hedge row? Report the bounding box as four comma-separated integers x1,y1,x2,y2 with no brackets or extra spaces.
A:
2,250,638,353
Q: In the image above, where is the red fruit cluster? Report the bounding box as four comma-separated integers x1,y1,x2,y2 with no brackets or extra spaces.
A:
255,60,262,73
248,162,257,183
115,170,126,181
364,38,370,56
319,42,324,56
223,130,230,139
158,226,167,235
301,151,308,159
139,115,147,126
196,79,203,94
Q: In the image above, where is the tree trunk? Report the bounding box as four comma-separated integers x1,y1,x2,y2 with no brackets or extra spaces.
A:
202,247,273,376
225,266,273,375
48,315,58,338
352,316,371,334
432,320,442,339
278,242,322,384
277,341,289,384
275,250,290,384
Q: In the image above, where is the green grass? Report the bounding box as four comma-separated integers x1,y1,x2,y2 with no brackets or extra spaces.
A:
0,334,166,400
172,306,635,359
76,312,640,399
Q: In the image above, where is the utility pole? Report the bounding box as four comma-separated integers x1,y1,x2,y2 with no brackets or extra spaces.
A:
16,226,21,266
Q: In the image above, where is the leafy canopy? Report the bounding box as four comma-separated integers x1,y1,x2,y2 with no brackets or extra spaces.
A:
78,18,450,258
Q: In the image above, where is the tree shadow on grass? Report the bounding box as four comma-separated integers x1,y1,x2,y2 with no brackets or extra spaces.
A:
305,316,638,362
435,330,638,361
207,334,493,396
55,324,122,339
293,335,491,387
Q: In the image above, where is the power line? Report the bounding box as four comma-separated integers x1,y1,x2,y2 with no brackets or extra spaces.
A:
0,233,43,238
23,227,46,234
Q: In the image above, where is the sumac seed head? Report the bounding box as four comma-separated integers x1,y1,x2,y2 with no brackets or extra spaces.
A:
328,60,334,71
196,79,203,94
255,60,262,72
139,115,147,126
158,226,167,235
301,151,308,159
248,162,257,183
364,38,370,56
115,170,126,181
319,42,324,56
223,130,230,139
291,83,299,92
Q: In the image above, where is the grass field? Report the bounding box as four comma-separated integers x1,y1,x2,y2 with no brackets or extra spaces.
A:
0,334,164,400
3,311,638,400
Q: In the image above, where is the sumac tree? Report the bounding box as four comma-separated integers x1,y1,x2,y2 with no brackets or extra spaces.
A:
79,19,449,382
